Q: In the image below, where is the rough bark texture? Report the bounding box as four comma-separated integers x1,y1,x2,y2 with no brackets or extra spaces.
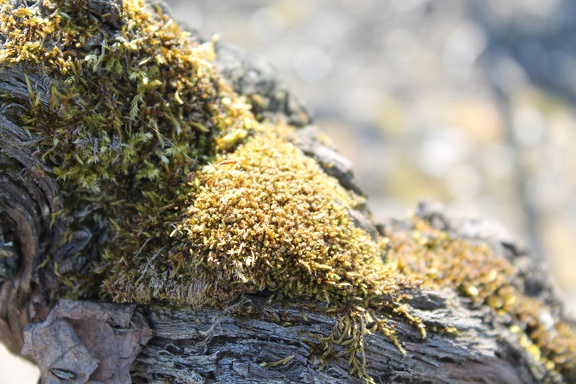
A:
0,1,574,383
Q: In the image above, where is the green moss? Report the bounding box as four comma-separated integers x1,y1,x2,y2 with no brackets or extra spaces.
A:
102,125,425,383
4,2,573,382
0,0,254,294
0,1,424,382
389,217,576,383
110,127,403,305
3,2,574,382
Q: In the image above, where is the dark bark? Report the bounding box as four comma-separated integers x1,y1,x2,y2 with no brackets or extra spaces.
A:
0,1,574,383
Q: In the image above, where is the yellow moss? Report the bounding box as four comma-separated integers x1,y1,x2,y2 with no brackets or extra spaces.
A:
389,217,576,382
0,2,424,381
109,126,408,305
101,126,423,383
3,2,574,383
0,0,254,296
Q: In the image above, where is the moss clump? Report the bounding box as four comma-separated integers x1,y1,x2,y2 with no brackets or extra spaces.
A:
1,1,423,381
0,0,253,294
102,126,424,383
389,217,576,382
104,126,411,307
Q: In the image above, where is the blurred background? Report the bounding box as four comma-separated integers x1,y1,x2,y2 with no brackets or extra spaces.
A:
4,0,576,381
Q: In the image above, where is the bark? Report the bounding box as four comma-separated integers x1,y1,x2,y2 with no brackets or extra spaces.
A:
0,1,574,383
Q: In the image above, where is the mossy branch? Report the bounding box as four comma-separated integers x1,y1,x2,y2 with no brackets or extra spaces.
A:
0,0,574,383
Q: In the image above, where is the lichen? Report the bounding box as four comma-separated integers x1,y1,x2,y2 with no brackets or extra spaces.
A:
388,217,576,382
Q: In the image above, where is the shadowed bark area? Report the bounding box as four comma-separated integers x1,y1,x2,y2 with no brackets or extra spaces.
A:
0,1,574,383
129,290,532,384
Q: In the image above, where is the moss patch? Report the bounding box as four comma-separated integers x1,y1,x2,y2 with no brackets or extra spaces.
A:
388,217,576,382
1,1,423,381
101,126,424,383
103,126,411,306
0,0,254,294
5,1,571,382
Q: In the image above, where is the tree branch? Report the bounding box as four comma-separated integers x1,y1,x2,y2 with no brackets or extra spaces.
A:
0,1,574,383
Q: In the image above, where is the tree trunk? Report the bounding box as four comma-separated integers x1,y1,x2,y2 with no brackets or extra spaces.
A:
0,1,574,383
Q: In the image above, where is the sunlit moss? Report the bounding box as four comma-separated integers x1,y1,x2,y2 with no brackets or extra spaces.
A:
100,125,425,383
100,124,417,307
389,217,576,383
0,0,254,295
0,1,424,382
6,1,571,382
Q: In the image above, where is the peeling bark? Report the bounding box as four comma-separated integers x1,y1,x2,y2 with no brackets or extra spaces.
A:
22,300,151,384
